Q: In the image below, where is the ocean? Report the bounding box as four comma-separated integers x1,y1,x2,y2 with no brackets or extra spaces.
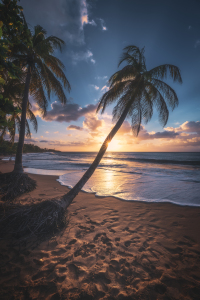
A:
19,151,200,207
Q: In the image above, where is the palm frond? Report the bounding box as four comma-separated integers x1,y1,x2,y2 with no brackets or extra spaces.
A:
30,69,48,115
9,114,16,144
42,64,68,104
25,120,31,138
27,108,38,132
32,25,47,47
97,81,131,114
140,89,153,124
112,91,132,122
146,83,169,127
43,55,71,92
108,66,137,87
16,115,21,133
118,52,139,68
34,58,51,99
46,36,65,52
147,64,182,83
119,45,146,70
151,78,179,110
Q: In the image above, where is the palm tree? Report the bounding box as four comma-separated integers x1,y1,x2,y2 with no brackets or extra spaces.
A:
0,45,182,241
0,74,37,143
0,102,38,144
60,45,182,209
13,25,71,173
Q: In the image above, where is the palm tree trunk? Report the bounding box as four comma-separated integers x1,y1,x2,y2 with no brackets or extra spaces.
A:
13,66,31,173
61,102,132,209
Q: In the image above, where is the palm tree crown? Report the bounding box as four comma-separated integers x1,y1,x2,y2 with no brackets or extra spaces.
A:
97,45,182,135
15,25,71,115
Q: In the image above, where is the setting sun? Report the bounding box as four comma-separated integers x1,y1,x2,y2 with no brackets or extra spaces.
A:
106,139,121,151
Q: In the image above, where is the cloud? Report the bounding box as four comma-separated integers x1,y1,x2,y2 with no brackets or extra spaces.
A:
83,114,103,132
95,76,108,80
44,101,97,123
48,140,88,147
90,84,99,90
40,140,49,143
98,18,107,31
80,0,96,27
20,0,96,45
136,121,200,148
195,40,200,48
165,121,200,133
39,139,81,147
117,121,132,135
71,49,95,64
24,137,38,143
101,85,109,92
67,125,84,131
29,100,43,118
116,123,179,140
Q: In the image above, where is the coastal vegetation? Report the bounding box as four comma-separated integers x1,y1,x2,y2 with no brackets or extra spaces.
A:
0,75,38,143
0,44,182,243
0,0,71,199
0,140,58,156
0,0,29,134
12,24,71,173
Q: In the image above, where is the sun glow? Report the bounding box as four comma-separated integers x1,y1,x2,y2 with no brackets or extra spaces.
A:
106,139,122,151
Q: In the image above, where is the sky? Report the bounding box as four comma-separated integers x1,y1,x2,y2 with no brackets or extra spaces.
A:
18,0,200,151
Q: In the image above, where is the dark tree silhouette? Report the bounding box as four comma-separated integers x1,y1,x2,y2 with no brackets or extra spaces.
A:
60,45,182,210
13,25,70,173
0,45,182,242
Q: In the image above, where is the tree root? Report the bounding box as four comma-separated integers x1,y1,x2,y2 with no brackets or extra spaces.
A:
0,172,36,201
0,199,68,246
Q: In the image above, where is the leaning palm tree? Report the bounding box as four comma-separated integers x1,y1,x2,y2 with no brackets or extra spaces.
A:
0,45,182,242
60,45,182,209
13,24,71,173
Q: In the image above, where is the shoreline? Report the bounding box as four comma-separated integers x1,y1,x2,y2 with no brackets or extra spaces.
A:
2,158,200,208
1,160,200,299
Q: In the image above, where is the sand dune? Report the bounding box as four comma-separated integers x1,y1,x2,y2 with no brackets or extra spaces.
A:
0,160,200,299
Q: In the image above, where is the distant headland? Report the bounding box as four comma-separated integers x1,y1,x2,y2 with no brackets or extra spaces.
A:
0,141,60,156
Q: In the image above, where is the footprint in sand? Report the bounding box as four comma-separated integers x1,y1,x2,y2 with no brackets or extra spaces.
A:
108,260,120,272
68,239,77,245
56,275,66,283
95,272,111,283
178,240,192,247
74,243,96,258
68,263,85,280
165,246,183,254
75,225,95,238
51,248,66,256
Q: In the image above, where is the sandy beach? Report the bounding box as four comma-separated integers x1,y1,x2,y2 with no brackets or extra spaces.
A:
0,160,200,300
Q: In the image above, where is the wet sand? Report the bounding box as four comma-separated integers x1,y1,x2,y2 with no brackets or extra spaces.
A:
0,160,200,299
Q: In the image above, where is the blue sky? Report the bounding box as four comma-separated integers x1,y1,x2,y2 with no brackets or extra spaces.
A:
19,0,200,151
